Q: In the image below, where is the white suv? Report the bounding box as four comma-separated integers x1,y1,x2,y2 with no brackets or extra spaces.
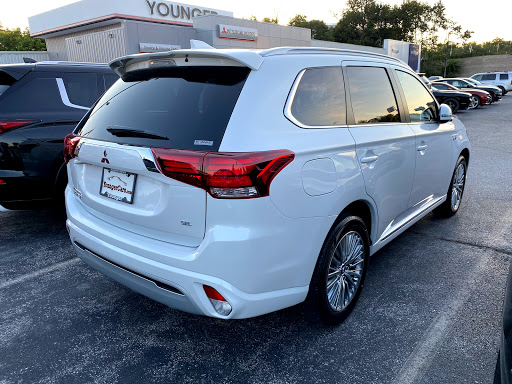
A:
471,72,512,95
65,43,470,324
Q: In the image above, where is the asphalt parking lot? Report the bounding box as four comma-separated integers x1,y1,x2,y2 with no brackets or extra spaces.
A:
1,96,511,384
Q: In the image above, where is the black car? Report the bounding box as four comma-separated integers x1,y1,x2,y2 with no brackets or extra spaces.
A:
430,86,472,113
495,262,512,384
435,78,502,102
0,62,117,209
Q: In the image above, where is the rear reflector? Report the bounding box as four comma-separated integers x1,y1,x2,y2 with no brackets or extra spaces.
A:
0,120,34,134
203,285,232,316
64,133,81,164
152,148,294,199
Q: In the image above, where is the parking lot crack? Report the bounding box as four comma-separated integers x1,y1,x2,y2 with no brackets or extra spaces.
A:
409,230,512,257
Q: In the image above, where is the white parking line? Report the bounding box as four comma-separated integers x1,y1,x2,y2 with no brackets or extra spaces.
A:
391,253,489,384
0,258,80,290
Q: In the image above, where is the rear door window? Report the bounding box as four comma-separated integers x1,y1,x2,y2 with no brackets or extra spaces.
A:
396,70,438,122
289,67,346,126
61,73,98,107
77,66,249,152
482,74,496,81
346,66,400,124
104,74,118,90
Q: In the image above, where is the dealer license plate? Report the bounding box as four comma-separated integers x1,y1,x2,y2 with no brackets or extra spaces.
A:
100,168,137,204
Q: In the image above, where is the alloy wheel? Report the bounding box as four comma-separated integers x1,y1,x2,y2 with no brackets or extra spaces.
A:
451,162,466,211
326,231,365,311
468,96,478,109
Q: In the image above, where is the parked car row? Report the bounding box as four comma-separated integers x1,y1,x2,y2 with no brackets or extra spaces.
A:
423,73,508,113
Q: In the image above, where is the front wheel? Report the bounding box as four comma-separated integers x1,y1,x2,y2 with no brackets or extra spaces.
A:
434,156,467,217
468,95,480,109
305,215,370,325
444,98,460,113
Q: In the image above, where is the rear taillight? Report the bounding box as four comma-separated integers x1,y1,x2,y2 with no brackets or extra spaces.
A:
152,148,294,199
0,120,34,134
0,179,5,184
64,133,81,164
203,285,232,316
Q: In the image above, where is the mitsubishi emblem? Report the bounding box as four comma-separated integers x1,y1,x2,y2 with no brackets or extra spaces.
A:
101,149,110,164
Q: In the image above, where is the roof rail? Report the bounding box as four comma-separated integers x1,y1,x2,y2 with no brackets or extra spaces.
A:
36,61,109,67
261,47,405,65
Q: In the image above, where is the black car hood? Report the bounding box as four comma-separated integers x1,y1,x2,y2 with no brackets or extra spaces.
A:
432,89,472,98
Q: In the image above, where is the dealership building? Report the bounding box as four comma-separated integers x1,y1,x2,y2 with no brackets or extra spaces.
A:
28,0,420,71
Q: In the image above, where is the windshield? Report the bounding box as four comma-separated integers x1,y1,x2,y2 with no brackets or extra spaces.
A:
76,66,250,152
466,78,480,85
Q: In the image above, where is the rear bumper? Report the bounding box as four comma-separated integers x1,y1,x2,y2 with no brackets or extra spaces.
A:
0,170,53,203
66,186,332,319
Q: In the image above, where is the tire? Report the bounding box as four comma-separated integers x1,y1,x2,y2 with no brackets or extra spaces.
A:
468,95,480,109
498,86,506,96
444,98,460,113
434,156,467,217
305,214,370,325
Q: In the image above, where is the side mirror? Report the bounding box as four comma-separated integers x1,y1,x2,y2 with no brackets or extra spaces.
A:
439,104,453,122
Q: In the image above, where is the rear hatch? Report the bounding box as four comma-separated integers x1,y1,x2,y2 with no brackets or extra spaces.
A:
69,62,250,247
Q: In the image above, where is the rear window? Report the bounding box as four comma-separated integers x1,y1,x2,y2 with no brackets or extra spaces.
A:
77,66,250,151
500,73,509,80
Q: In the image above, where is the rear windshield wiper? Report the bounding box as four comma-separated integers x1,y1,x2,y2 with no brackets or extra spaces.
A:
106,126,169,140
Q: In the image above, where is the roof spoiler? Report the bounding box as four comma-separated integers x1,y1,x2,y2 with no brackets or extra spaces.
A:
110,40,263,76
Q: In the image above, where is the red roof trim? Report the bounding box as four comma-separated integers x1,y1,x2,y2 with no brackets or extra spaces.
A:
31,14,193,37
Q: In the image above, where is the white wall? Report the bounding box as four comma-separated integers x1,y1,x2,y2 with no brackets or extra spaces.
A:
0,52,49,64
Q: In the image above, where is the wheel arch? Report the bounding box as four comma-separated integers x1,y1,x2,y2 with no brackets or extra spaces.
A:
460,147,470,165
331,199,376,245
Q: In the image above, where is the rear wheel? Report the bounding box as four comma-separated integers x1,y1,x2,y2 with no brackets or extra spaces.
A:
434,156,467,217
444,98,460,113
498,86,506,96
305,214,370,325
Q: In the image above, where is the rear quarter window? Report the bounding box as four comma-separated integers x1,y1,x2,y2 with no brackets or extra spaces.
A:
0,78,64,112
500,73,509,80
288,67,346,127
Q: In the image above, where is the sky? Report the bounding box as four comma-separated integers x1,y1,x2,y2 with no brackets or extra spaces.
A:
0,0,511,44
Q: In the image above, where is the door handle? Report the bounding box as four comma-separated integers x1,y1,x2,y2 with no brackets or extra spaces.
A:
360,155,379,163
417,145,427,151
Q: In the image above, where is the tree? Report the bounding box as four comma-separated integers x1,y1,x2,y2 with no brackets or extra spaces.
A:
288,14,334,41
0,24,46,51
262,16,279,24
